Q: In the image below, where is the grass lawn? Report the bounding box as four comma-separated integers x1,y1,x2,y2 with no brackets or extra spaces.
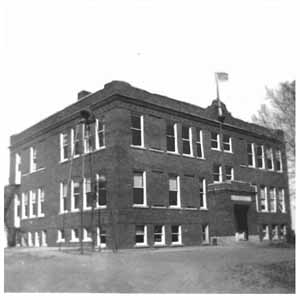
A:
4,244,295,293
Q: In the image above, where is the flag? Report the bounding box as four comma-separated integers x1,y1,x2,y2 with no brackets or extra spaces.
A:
215,72,229,81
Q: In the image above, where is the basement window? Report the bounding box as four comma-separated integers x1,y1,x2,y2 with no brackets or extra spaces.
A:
166,123,178,153
271,225,279,240
202,224,209,243
131,115,144,147
154,225,165,246
135,225,147,246
71,229,80,242
96,227,107,248
57,229,65,243
279,224,287,239
182,126,193,156
171,225,182,245
262,224,269,240
83,228,92,242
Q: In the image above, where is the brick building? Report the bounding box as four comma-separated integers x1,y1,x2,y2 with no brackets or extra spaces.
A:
5,81,291,249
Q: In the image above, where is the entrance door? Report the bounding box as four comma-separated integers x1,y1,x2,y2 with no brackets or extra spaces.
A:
234,204,249,241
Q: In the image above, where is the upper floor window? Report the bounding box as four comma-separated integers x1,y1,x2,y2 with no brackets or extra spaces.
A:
15,153,21,184
182,126,193,156
213,164,222,183
199,178,207,209
247,143,255,167
131,115,144,147
211,132,220,150
266,147,274,170
60,132,69,161
60,182,68,213
71,180,81,211
269,187,276,212
256,145,265,169
259,186,268,212
135,225,147,246
133,171,146,206
275,150,282,172
22,192,29,219
30,190,37,218
96,119,105,149
171,225,182,245
166,123,178,153
225,166,234,181
84,178,93,209
154,225,165,246
96,174,107,207
278,189,286,213
223,134,232,152
30,146,37,172
169,175,180,207
83,124,95,153
38,188,45,217
196,129,204,158
71,126,81,157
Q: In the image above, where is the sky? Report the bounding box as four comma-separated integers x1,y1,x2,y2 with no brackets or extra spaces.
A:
0,0,297,217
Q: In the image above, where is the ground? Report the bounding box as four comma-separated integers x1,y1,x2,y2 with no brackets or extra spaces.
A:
4,243,295,293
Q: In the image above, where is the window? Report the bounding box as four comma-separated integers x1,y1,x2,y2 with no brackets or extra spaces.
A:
260,186,268,212
278,189,286,213
275,150,282,172
71,126,81,157
131,115,144,147
34,232,40,247
71,180,81,211
269,187,276,213
38,188,45,217
247,143,255,167
83,124,94,153
262,224,269,240
202,224,209,243
30,146,37,172
41,230,47,246
169,176,180,207
15,153,21,184
60,182,68,213
223,134,232,152
83,228,92,242
71,228,80,242
96,174,107,207
213,164,222,183
279,224,287,239
30,190,37,218
196,129,204,158
266,147,274,170
166,123,178,152
96,119,105,149
135,225,147,246
225,166,234,181
252,184,259,212
182,126,193,155
97,227,107,248
22,192,29,219
211,132,220,150
57,229,65,242
271,225,279,240
199,178,207,209
133,171,146,206
154,225,165,246
171,225,182,245
28,232,33,247
83,178,93,209
256,145,265,169
14,194,21,227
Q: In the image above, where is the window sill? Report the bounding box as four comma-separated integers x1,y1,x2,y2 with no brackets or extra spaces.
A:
59,211,68,215
151,206,167,209
83,238,92,242
211,148,221,152
130,145,146,150
166,151,180,156
83,207,92,211
154,243,166,247
200,207,208,211
196,156,205,160
133,205,149,208
71,209,80,213
135,244,149,248
169,206,182,209
70,239,80,243
22,167,46,177
95,205,107,209
37,214,45,218
171,243,183,246
148,148,164,153
182,154,194,158
57,239,65,243
224,150,233,154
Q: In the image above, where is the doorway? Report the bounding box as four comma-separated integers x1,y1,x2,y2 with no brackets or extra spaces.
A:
234,204,249,241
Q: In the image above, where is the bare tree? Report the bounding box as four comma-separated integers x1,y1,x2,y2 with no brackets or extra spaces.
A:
252,81,295,223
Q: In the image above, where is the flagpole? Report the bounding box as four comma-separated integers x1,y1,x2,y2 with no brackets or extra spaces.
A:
215,73,220,101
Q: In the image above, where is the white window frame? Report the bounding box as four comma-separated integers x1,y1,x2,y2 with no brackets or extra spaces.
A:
262,224,270,240
22,192,28,219
199,178,207,210
41,230,47,246
133,171,147,207
83,123,94,154
171,225,182,245
60,132,69,162
169,175,181,208
60,182,68,214
30,146,37,172
269,187,277,213
57,229,65,243
256,145,265,169
223,134,232,153
166,123,178,153
275,150,283,172
71,180,80,212
34,232,40,247
70,228,80,242
202,224,209,243
70,127,81,158
271,225,279,240
225,166,234,181
83,228,92,242
95,119,105,150
252,184,259,212
278,189,286,213
211,132,220,150
135,225,148,247
260,186,268,212
30,190,37,218
15,153,21,184
247,143,256,167
96,174,107,208
154,225,165,246
182,126,193,156
213,165,222,183
96,227,107,248
131,115,144,148
14,194,21,228
196,129,204,158
266,147,274,171
83,177,93,210
37,188,45,217
27,232,33,247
